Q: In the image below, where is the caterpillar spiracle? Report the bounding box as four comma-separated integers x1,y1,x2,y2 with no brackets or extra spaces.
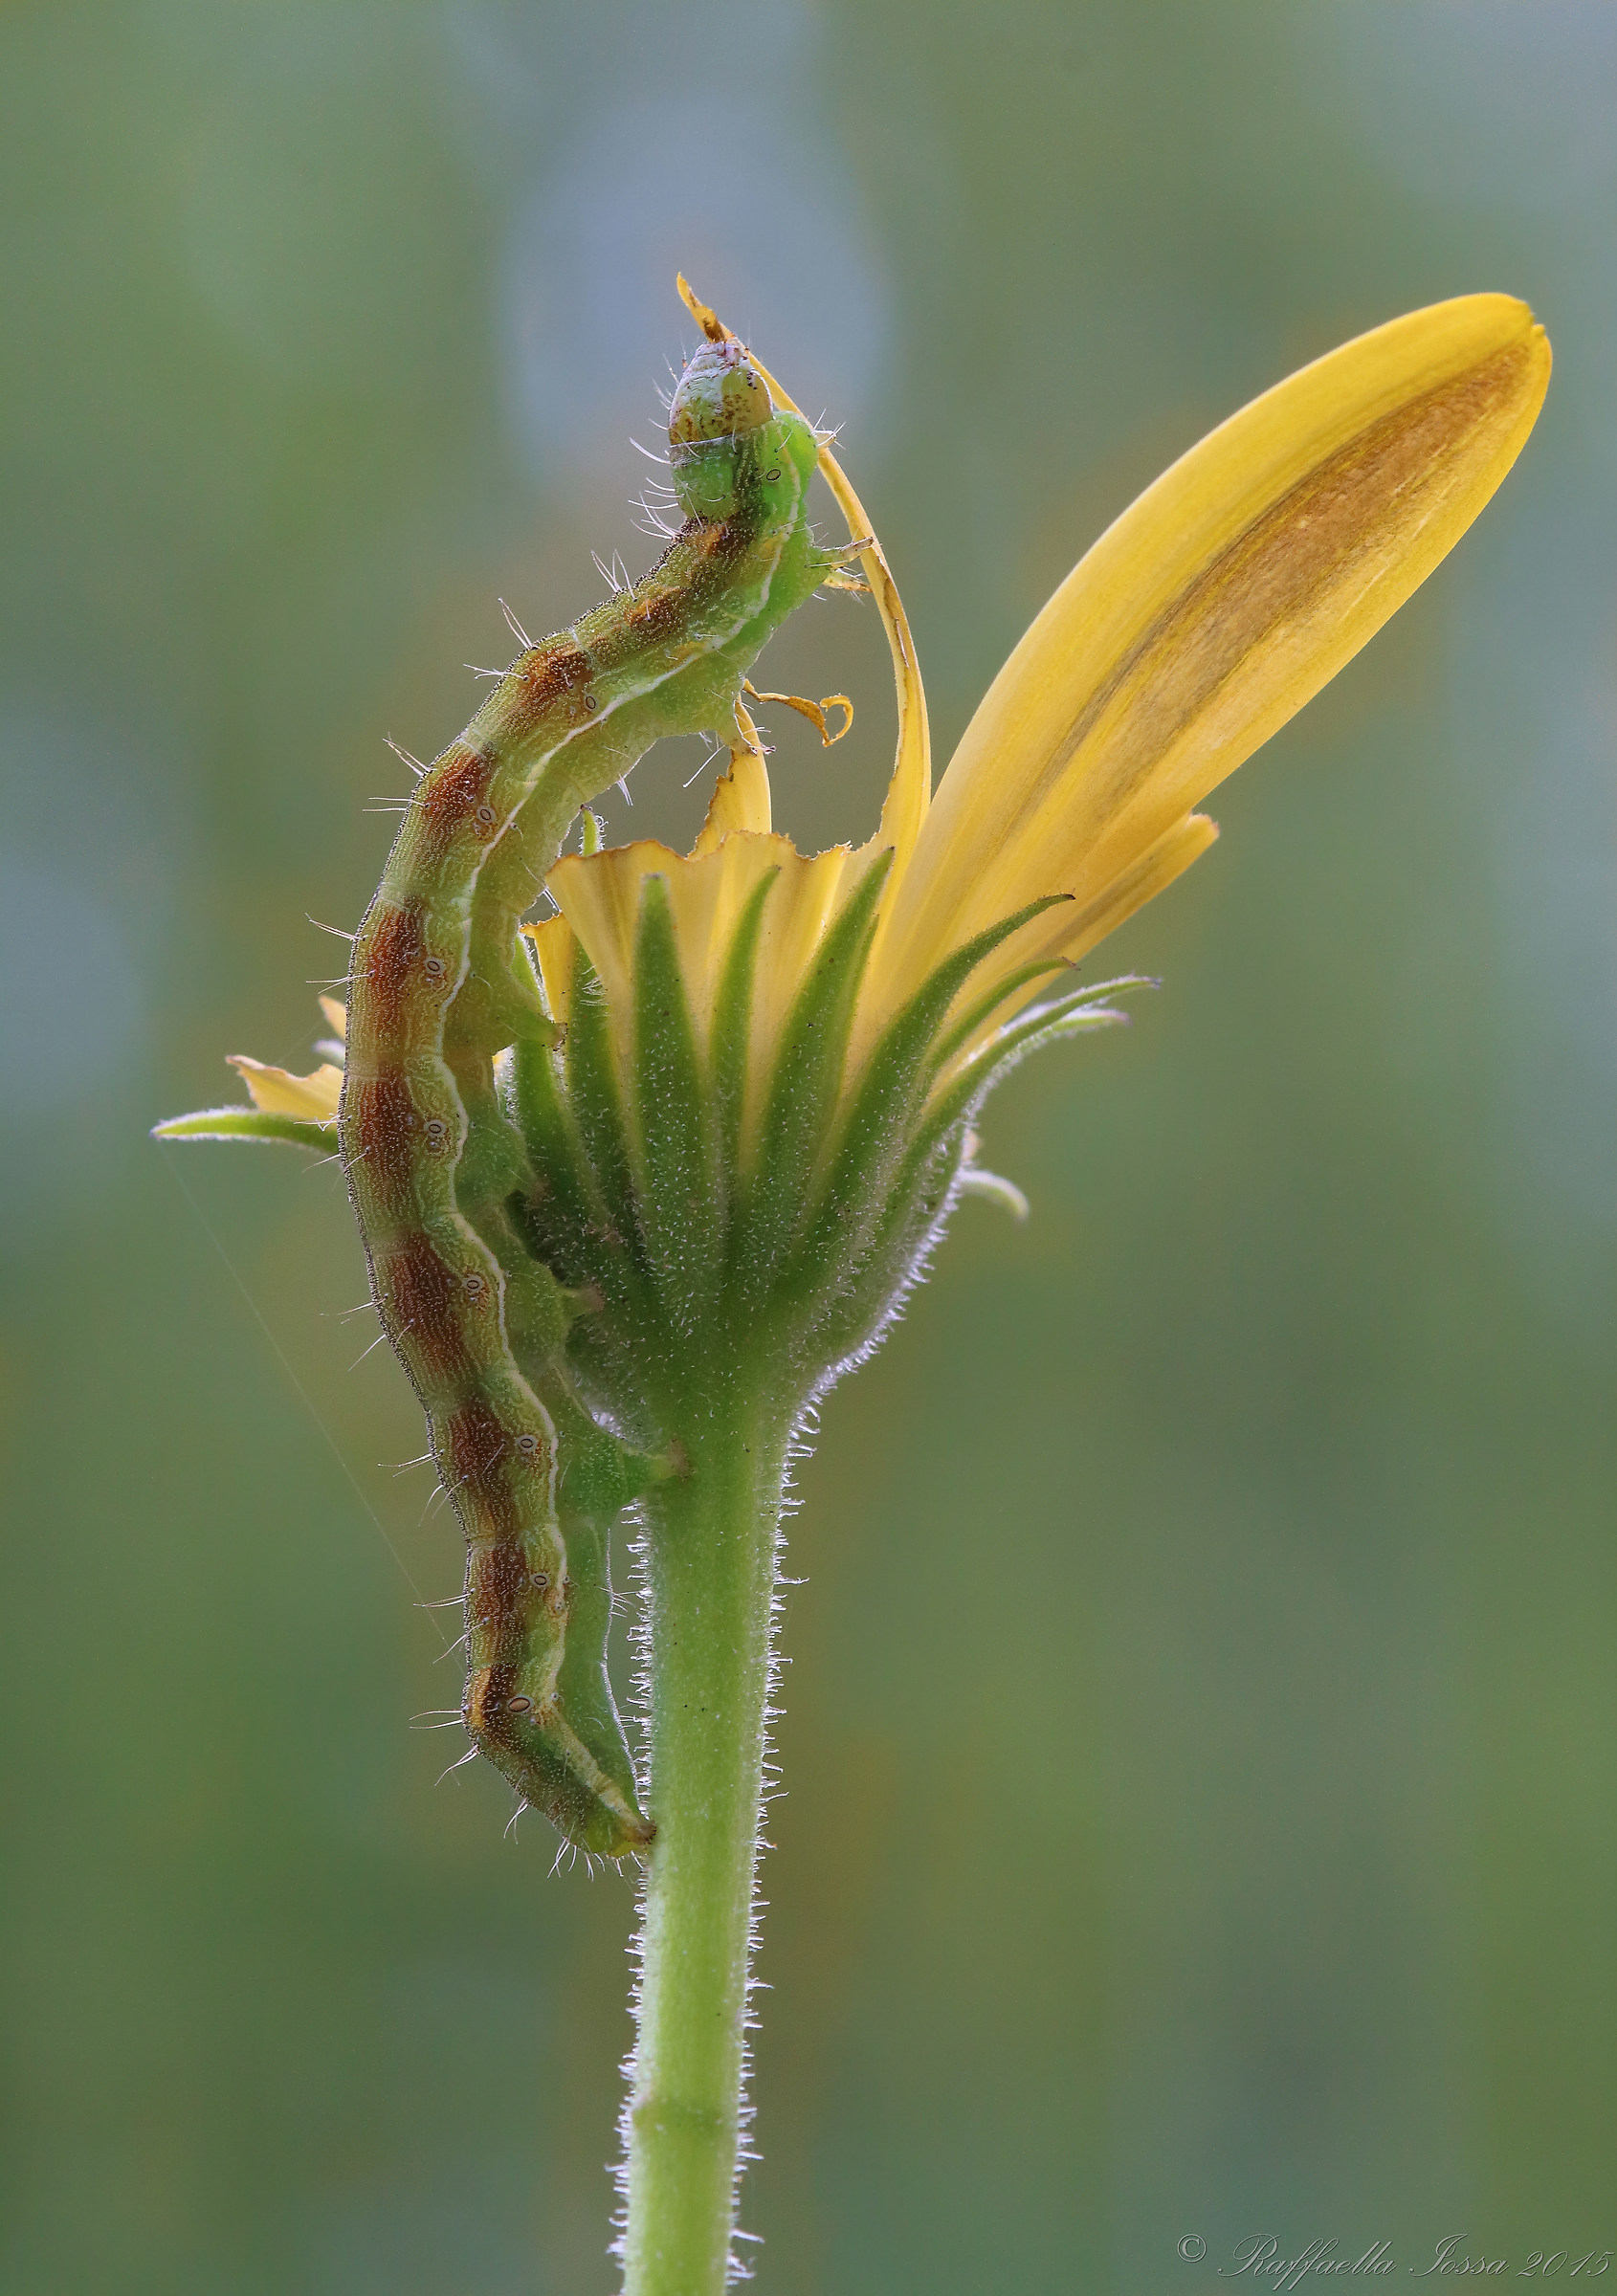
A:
341,309,864,1856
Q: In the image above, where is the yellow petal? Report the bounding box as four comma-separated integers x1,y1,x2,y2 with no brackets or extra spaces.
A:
524,914,577,1027
548,833,791,1063
227,1054,343,1122
871,293,1551,1027
808,439,930,877
691,747,772,856
546,828,879,1150
318,994,346,1043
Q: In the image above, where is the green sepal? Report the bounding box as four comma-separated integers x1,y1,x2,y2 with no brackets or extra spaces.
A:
785,895,1067,1292
709,868,780,1194
955,1165,1030,1221
565,950,646,1279
151,1109,337,1153
735,849,892,1292
809,1126,963,1378
631,876,718,1311
808,983,1139,1368
510,989,609,1292
929,970,1155,1080
925,960,1074,1074
909,986,1138,1180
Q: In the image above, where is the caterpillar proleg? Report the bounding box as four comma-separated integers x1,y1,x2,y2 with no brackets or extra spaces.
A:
339,308,863,1854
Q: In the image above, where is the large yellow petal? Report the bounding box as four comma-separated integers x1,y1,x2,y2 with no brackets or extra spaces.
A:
867,293,1550,1034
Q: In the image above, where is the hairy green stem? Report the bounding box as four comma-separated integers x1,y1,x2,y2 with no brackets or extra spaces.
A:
620,1382,791,2296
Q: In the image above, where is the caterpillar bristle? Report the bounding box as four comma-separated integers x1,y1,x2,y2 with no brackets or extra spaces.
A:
681,745,725,789
498,597,535,649
631,497,678,539
384,735,429,778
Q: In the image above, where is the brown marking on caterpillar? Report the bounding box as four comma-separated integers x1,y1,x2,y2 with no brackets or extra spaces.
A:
348,1070,427,1200
465,1662,559,1749
660,514,760,588
361,900,436,1038
416,740,498,852
387,1231,477,1382
503,640,599,742
586,510,767,673
614,586,683,651
445,1397,563,1566
464,1659,519,1736
466,1537,533,1658
447,1388,507,1469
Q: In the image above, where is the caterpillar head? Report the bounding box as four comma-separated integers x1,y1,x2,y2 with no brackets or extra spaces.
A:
668,339,774,521
669,338,772,446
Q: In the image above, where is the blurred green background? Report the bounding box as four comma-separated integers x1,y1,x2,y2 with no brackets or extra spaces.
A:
3,5,1613,2289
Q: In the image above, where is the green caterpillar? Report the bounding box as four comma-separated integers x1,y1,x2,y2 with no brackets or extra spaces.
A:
327,312,861,1855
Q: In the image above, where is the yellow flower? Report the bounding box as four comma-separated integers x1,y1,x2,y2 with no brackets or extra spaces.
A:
164,287,1547,1200
527,285,1549,1143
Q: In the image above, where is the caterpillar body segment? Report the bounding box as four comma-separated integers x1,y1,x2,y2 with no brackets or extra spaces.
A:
341,332,854,1854
460,1406,653,1858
